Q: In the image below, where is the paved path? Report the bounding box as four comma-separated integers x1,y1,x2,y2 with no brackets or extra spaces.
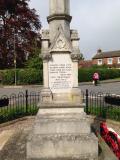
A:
80,82,120,94
0,130,15,151
0,82,120,97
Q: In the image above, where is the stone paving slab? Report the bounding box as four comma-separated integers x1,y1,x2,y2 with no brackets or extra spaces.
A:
0,130,15,151
0,129,28,160
0,118,34,160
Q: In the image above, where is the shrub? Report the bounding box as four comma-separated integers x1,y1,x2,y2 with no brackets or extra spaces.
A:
0,68,43,85
0,105,38,123
1,70,15,85
78,68,93,82
0,67,120,85
25,56,43,70
78,68,120,82
17,68,43,84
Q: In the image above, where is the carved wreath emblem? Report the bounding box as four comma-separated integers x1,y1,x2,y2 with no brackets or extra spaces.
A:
56,38,66,49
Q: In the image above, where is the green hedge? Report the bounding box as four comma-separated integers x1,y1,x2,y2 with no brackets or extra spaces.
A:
17,69,43,84
0,70,15,85
78,68,120,82
0,105,39,123
0,68,120,85
0,69,43,85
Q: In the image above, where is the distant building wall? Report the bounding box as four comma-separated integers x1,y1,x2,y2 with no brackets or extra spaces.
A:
92,50,120,68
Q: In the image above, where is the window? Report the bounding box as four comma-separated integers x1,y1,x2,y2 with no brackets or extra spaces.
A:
118,57,120,64
107,58,113,65
98,59,102,65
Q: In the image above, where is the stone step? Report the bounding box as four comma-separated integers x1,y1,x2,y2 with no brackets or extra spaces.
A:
33,119,91,135
33,108,91,135
27,133,98,160
27,108,98,160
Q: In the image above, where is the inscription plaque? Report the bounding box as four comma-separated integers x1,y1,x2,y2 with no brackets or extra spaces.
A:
49,54,73,93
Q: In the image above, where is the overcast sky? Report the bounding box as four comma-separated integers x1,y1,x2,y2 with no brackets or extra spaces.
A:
29,0,120,59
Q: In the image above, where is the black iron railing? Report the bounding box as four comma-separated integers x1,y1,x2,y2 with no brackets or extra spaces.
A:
0,89,120,124
0,90,40,123
84,90,120,121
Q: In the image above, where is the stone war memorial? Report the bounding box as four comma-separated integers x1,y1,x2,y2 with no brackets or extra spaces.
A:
27,0,98,160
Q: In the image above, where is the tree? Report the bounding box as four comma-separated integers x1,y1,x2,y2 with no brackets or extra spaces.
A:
25,48,43,70
80,53,85,60
0,0,41,69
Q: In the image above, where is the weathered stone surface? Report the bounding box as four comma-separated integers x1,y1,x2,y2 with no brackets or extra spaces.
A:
27,0,98,159
48,54,73,94
49,0,70,15
1,117,118,160
40,0,81,102
48,0,71,41
27,108,98,160
49,25,72,53
38,102,85,108
27,134,98,160
40,88,53,103
33,108,90,135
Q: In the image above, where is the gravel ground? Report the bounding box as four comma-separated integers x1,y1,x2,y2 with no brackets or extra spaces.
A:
0,116,119,160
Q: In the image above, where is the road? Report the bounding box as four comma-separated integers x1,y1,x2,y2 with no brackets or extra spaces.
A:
79,82,120,95
0,82,120,97
0,86,41,97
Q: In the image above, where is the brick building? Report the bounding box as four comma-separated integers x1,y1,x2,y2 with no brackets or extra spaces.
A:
92,49,120,68
79,60,93,68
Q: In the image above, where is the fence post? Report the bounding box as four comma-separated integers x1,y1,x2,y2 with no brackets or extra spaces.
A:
86,89,89,114
26,90,28,113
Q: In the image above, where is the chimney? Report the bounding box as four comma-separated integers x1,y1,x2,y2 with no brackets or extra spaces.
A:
97,49,102,54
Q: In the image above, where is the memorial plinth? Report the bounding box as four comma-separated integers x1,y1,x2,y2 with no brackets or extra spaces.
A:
27,108,98,160
39,25,82,104
27,0,98,160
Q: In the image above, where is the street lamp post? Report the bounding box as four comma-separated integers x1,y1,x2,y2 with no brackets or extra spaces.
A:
13,28,17,86
0,18,3,69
